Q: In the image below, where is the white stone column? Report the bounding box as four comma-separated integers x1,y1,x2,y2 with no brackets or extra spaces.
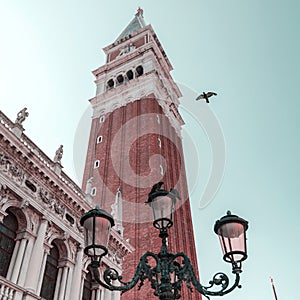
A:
11,237,27,283
96,288,102,300
112,290,120,300
58,264,69,300
24,218,48,292
79,272,86,300
64,262,74,300
37,248,50,295
69,247,83,300
103,288,111,300
18,234,35,285
6,239,20,279
53,267,63,300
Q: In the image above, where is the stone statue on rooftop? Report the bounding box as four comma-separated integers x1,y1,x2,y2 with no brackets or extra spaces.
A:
15,108,29,125
54,145,63,164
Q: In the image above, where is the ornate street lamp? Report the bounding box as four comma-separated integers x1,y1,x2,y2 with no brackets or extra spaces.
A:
80,183,249,300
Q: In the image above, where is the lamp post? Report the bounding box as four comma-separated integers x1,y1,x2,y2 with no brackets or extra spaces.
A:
80,182,249,300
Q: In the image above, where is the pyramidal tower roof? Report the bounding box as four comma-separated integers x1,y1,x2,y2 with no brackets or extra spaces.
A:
115,7,146,41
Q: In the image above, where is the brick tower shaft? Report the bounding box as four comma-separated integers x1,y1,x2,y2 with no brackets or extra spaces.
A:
82,9,202,300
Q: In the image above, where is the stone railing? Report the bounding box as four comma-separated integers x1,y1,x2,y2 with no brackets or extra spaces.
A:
0,277,16,300
0,276,41,300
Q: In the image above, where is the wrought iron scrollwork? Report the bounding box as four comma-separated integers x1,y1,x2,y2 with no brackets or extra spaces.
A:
91,247,241,300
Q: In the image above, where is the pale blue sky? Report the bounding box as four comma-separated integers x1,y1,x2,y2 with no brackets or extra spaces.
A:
1,1,299,299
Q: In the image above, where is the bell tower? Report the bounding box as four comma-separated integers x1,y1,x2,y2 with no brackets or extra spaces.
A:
82,8,201,300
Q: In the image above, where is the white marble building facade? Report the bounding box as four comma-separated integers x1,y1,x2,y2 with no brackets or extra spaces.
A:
0,110,133,300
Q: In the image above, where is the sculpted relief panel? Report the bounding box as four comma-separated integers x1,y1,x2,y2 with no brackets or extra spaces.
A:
0,151,79,233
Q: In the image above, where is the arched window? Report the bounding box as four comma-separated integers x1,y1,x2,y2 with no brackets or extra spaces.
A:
136,65,144,77
107,79,114,89
40,244,59,300
0,212,18,277
116,74,124,85
82,269,93,300
126,70,134,80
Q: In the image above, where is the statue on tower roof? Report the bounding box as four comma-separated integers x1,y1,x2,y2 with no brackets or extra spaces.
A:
15,108,29,125
136,7,143,17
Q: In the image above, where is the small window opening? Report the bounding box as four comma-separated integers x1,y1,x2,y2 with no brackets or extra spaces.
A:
66,213,75,225
25,180,37,192
97,136,103,144
99,116,105,123
94,160,100,168
126,70,134,80
91,187,97,196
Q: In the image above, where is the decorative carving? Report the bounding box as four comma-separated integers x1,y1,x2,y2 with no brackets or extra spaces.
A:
54,202,65,217
45,223,61,243
15,108,29,125
0,183,9,206
9,164,24,184
69,240,78,261
38,187,66,218
27,210,40,233
76,220,84,233
62,232,69,241
0,152,10,172
20,199,29,209
38,187,52,205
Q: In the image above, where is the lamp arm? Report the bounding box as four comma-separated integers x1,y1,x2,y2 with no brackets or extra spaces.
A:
171,252,241,299
91,251,159,293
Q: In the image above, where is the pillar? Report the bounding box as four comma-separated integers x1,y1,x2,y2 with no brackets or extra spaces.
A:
24,218,48,292
37,247,50,295
64,262,74,300
6,239,20,280
69,247,83,300
79,272,85,300
53,267,63,300
58,264,69,300
18,234,35,285
10,237,27,283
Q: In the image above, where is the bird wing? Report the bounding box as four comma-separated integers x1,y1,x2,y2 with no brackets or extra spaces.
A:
196,94,205,100
206,92,217,97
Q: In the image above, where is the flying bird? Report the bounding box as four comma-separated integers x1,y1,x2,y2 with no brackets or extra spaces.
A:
196,92,217,103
